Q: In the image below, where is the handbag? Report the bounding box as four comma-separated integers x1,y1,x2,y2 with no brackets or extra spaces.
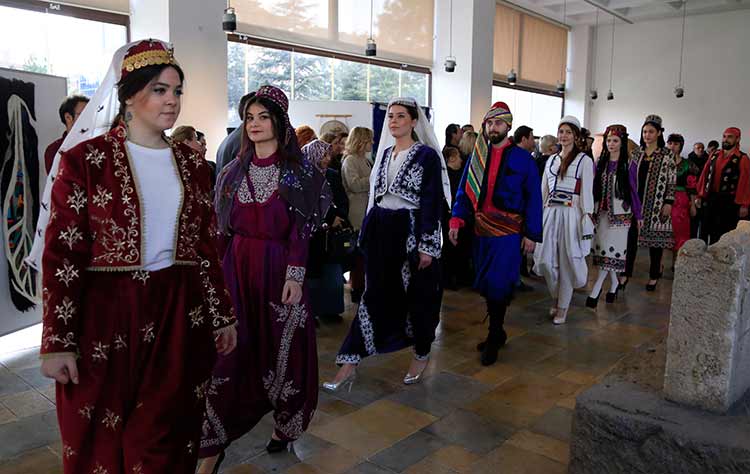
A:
325,225,357,263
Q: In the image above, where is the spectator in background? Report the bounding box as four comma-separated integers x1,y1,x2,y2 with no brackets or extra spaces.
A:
341,127,374,305
215,92,254,176
321,131,347,172
458,131,478,162
513,126,535,153
171,125,202,152
462,124,475,134
195,130,216,183
443,123,463,157
303,140,349,324
537,135,558,177
44,95,89,174
688,142,708,170
687,141,709,238
512,125,536,284
173,126,215,187
442,147,473,289
707,140,719,158
580,128,594,157
196,130,207,157
296,125,317,148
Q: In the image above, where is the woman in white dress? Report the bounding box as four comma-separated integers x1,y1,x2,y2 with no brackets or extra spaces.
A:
534,116,595,325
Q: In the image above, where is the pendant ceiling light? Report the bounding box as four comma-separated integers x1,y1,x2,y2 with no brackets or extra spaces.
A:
222,0,236,32
590,9,600,100
366,0,377,56
508,9,517,85
445,0,457,72
675,0,687,98
607,15,615,100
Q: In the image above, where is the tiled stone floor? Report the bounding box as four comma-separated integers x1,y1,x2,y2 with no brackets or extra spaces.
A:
0,260,671,473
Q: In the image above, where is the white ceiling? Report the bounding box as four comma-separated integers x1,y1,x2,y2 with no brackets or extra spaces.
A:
503,0,750,25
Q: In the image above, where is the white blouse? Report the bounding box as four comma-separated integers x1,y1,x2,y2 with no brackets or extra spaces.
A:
542,152,595,215
126,141,182,271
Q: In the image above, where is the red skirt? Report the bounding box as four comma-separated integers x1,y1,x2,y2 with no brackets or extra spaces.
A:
56,265,216,474
672,191,691,252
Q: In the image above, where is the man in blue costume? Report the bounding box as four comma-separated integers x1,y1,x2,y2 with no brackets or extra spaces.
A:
449,102,543,366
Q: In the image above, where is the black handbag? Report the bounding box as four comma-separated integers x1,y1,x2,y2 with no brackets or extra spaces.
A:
325,225,357,263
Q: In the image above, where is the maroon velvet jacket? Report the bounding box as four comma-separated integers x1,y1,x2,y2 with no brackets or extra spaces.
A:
41,124,235,356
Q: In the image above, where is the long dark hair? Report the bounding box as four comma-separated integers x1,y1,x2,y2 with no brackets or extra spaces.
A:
558,123,582,176
389,103,419,142
238,95,300,166
112,63,185,128
640,122,665,149
594,133,632,208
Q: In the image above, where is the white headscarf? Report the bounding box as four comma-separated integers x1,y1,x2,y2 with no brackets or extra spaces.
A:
367,97,452,212
26,39,172,270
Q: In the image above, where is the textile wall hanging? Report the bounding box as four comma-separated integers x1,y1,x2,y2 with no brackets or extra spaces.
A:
0,76,40,311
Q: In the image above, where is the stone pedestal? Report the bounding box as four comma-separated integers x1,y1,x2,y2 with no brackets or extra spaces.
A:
569,382,750,474
664,223,750,413
569,223,750,473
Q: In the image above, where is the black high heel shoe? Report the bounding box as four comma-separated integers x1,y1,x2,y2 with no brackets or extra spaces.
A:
585,296,599,308
266,437,290,453
605,291,617,303
646,280,658,292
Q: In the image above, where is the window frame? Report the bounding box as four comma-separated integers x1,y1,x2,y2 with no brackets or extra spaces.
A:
0,0,130,39
491,81,565,133
228,33,432,107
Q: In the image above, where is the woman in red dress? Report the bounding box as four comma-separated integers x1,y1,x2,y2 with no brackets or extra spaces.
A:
38,39,237,474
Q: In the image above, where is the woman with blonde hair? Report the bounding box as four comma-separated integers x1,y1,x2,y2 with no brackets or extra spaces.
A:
458,131,478,161
341,126,374,305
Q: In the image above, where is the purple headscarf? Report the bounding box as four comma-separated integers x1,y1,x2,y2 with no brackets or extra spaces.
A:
215,85,332,238
302,139,331,171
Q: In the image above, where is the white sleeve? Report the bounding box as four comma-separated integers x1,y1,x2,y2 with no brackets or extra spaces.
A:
581,155,595,214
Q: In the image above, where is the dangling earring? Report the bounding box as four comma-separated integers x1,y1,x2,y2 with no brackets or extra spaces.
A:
125,111,133,123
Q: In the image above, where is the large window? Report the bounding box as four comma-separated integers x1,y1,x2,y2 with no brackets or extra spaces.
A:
232,0,434,66
0,4,127,96
492,85,563,137
227,40,429,127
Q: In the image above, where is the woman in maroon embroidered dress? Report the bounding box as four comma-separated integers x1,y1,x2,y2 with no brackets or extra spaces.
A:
198,86,331,472
37,40,237,474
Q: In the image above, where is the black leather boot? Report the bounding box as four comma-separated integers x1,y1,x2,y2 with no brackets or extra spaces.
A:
478,299,508,366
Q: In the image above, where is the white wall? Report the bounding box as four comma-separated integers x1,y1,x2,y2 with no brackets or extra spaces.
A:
288,100,373,135
168,0,227,162
589,9,750,147
129,0,228,162
0,68,67,337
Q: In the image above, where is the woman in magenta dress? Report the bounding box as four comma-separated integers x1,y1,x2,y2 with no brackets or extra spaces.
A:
198,86,331,473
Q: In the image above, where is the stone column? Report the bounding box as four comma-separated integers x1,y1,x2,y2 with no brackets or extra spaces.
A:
432,0,495,146
664,222,750,413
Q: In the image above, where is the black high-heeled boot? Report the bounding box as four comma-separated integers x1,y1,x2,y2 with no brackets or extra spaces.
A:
266,437,290,453
477,299,507,365
586,296,599,308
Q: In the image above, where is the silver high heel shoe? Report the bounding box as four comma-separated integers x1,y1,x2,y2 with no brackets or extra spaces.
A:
403,358,429,385
322,369,357,392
